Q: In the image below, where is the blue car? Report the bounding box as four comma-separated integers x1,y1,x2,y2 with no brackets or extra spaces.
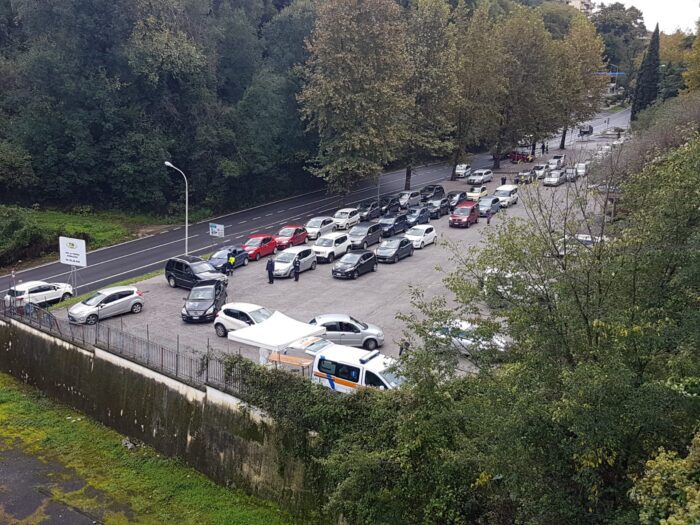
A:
405,206,431,227
208,246,250,273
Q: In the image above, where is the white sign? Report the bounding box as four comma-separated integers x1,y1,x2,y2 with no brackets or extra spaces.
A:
209,223,225,238
59,236,87,267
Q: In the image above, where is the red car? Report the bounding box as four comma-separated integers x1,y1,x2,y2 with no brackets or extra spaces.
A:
242,234,277,261
448,202,479,228
274,225,308,250
510,151,534,163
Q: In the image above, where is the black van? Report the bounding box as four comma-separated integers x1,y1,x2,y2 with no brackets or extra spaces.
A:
165,255,228,290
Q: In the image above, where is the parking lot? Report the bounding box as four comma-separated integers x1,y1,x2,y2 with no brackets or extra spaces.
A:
53,135,619,365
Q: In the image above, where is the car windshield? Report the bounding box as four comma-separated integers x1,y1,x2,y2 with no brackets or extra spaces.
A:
494,190,510,197
379,217,395,225
554,155,564,159
276,252,296,263
379,239,401,249
399,192,411,199
316,238,333,247
469,186,480,192
381,370,406,388
380,197,393,204
349,316,368,329
212,250,228,259
82,293,106,306
189,287,214,300
278,228,295,237
245,237,263,247
335,211,349,218
407,209,420,217
306,218,324,228
406,227,424,236
359,201,373,210
454,207,471,215
340,253,361,264
429,200,441,206
249,307,273,324
191,261,215,274
535,165,545,170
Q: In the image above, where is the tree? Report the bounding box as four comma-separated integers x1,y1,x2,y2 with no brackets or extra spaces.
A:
632,24,661,120
538,0,578,40
402,0,455,190
684,30,700,91
298,0,413,194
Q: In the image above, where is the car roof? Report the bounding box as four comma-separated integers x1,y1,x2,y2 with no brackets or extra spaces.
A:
408,224,432,231
315,346,394,374
281,245,312,254
496,184,518,191
455,201,477,209
171,254,203,263
308,216,333,221
279,224,304,230
11,280,49,291
319,231,348,239
94,285,138,295
336,207,358,213
221,302,265,312
313,313,352,324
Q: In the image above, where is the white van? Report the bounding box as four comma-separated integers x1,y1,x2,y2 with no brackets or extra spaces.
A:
493,185,519,207
307,345,404,392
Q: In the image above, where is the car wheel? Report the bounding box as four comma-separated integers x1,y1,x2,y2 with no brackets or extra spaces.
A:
215,323,228,338
273,247,277,254
409,247,414,256
362,242,367,250
364,338,378,351
255,253,260,261
311,261,317,270
61,292,72,302
393,255,399,264
328,253,334,263
243,257,249,266
372,263,378,272
168,276,177,288
466,220,470,229
86,314,98,325
419,242,424,249
353,270,359,280
303,237,307,244
131,303,143,314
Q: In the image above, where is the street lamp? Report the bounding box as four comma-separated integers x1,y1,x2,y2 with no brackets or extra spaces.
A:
164,161,189,255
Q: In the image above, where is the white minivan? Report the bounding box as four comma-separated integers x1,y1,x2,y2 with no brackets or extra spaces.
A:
307,345,404,392
493,184,519,207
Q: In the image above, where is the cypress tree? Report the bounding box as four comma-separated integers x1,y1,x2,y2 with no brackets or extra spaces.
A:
631,24,660,120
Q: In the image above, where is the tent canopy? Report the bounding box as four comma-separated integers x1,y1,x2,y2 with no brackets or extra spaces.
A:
226,311,326,352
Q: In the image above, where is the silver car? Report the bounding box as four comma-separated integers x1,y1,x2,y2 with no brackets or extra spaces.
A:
68,285,144,325
398,190,421,208
273,246,317,278
308,314,384,350
348,222,383,249
305,216,335,240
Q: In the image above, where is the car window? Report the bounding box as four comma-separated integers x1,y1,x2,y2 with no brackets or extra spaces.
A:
364,371,387,389
323,322,341,332
102,294,118,304
427,227,434,234
340,322,360,333
318,359,360,383
116,290,134,300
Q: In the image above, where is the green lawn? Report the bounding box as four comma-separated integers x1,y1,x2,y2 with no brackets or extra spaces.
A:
0,373,295,525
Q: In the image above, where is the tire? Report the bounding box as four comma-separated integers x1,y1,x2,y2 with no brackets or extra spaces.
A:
303,237,307,244
419,242,424,249
466,220,470,229
255,253,260,261
372,263,378,272
215,323,228,338
168,276,177,288
131,303,143,314
393,255,399,264
86,314,98,325
409,247,414,257
364,338,378,351
61,293,72,302
243,258,249,266
311,261,317,270
362,242,367,250
328,253,334,263
273,247,278,254
353,270,359,280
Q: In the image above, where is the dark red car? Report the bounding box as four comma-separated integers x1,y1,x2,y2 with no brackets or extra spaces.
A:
274,225,308,250
242,234,277,261
448,202,479,228
510,151,534,163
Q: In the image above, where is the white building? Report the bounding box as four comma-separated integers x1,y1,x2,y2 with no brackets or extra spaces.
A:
564,0,593,15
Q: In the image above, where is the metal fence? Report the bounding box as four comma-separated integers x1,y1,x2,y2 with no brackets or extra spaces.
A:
0,302,249,398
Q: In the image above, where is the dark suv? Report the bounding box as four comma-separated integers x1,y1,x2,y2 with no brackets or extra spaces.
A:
181,280,228,323
420,184,445,202
378,214,409,237
165,255,228,290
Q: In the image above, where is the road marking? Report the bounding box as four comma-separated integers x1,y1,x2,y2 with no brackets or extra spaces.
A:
265,213,273,216
239,220,247,224
252,216,261,220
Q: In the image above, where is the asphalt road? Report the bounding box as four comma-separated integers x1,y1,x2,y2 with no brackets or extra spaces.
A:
2,109,630,296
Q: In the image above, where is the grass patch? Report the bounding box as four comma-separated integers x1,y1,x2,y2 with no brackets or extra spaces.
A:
0,373,295,525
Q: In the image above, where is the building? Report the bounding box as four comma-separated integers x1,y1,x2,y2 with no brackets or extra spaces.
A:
564,0,593,15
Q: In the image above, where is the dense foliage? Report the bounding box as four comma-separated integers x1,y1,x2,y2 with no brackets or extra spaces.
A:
631,25,660,119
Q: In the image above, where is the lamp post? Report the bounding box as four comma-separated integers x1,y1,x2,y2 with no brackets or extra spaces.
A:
164,161,189,255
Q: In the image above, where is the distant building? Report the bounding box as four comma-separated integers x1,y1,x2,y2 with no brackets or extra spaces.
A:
563,0,593,14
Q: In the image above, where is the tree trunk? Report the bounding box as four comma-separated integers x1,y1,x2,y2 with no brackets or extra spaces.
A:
493,144,501,170
559,127,568,150
530,142,536,156
449,148,460,181
404,164,412,190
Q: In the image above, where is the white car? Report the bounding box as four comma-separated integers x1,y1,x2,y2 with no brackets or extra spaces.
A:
543,170,565,186
454,163,472,178
433,320,508,357
312,232,351,263
467,169,493,184
305,216,335,240
493,184,519,207
4,280,73,307
214,302,274,337
575,162,590,177
404,225,437,249
533,164,550,179
332,208,360,230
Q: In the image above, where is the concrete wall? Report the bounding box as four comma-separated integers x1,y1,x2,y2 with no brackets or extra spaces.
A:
0,318,319,517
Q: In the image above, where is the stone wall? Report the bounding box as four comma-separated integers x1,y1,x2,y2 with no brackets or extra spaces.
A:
0,317,318,518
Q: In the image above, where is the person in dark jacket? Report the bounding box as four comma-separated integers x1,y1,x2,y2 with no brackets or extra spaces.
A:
266,258,274,284
293,257,301,282
501,175,507,186
541,143,545,155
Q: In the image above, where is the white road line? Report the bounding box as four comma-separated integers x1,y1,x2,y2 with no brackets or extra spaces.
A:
265,213,273,216
239,220,247,224
252,216,261,220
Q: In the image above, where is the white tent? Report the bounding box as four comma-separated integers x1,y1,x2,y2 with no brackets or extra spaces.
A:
227,311,326,353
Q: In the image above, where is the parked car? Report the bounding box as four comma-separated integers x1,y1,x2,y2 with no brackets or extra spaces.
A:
398,190,421,209
467,169,494,184
405,206,431,227
449,202,479,228
454,163,472,178
305,216,336,240
551,154,566,168
514,170,534,184
433,320,507,357
181,280,228,323
467,185,488,201
332,250,378,279
274,225,308,250
543,170,566,187
575,162,590,177
348,222,383,249
447,191,468,210
405,224,437,249
4,280,73,307
242,234,278,261
214,302,273,337
273,246,317,278
493,184,519,207
420,184,445,202
313,232,351,263
67,285,143,325
378,214,409,237
358,200,381,221
510,151,533,163
554,234,608,258
380,195,401,215
375,237,414,263
426,197,450,219
309,345,403,392
563,167,578,182
478,196,501,217
333,208,360,230
165,255,228,289
208,246,249,273
309,314,385,350
533,164,550,179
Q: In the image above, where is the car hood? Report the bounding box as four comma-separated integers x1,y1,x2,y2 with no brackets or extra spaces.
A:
274,261,292,270
348,232,366,239
275,236,292,243
196,271,225,281
376,246,397,254
405,233,422,240
185,300,212,312
334,262,356,270
209,256,226,266
68,302,95,317
379,222,394,229
313,245,333,252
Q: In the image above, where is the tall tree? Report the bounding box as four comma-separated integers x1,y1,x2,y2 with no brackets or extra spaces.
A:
684,29,700,91
298,0,413,194
632,24,661,120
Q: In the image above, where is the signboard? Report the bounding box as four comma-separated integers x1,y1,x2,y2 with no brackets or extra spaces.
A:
59,236,87,267
209,223,225,238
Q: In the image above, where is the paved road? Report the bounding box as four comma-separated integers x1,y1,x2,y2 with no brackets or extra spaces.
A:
2,109,630,296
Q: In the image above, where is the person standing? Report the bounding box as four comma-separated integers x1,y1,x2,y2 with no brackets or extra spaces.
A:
266,257,275,284
501,175,507,186
486,208,492,225
293,257,301,282
541,143,545,155
227,250,236,276
545,143,549,153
